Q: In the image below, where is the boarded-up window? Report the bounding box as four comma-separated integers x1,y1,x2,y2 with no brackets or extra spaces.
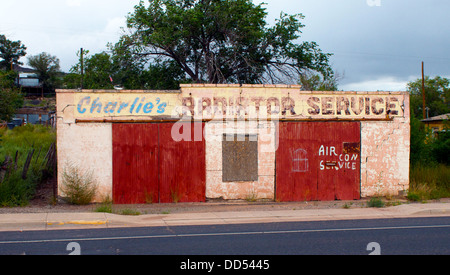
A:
222,134,258,182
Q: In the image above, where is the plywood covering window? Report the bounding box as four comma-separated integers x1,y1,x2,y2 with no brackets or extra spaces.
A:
222,134,258,182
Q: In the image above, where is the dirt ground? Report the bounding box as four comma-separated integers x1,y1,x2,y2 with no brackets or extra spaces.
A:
1,176,448,215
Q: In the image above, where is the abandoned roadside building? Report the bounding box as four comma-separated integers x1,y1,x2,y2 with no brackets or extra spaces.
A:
56,84,410,204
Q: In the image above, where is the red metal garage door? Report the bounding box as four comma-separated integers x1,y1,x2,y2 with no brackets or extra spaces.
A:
276,122,361,202
113,123,206,204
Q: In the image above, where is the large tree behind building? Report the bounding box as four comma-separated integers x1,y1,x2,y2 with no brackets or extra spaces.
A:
114,0,333,84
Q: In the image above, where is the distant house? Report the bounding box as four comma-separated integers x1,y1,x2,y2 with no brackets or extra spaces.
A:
421,113,449,137
13,65,44,96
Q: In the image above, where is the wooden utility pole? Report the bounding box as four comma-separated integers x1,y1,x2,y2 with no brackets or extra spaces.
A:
422,61,426,119
80,48,84,89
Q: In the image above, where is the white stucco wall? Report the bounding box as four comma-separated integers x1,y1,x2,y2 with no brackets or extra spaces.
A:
56,92,112,202
360,117,410,197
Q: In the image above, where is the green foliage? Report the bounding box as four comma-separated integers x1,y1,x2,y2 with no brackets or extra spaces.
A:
0,167,43,207
0,124,55,157
64,51,185,90
0,34,27,70
408,76,449,199
430,128,450,165
27,52,62,92
0,70,24,122
65,51,114,89
410,117,450,167
94,203,141,216
409,101,449,199
406,192,420,202
408,75,449,167
61,163,97,205
407,76,450,119
0,125,56,207
115,0,333,84
0,170,39,207
299,70,341,91
94,202,113,213
118,208,141,216
410,114,433,166
367,197,385,208
409,164,450,201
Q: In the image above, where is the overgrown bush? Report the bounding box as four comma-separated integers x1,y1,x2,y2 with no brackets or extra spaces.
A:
60,163,97,205
431,130,450,165
367,197,385,208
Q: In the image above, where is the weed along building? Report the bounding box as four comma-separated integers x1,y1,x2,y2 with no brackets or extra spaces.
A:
56,84,410,204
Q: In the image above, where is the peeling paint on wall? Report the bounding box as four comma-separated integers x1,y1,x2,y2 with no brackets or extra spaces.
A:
361,118,410,197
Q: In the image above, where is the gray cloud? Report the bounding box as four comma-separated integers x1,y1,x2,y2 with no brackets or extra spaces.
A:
270,0,450,90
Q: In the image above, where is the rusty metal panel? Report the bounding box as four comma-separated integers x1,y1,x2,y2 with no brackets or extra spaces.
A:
343,142,361,154
276,122,361,202
276,122,319,201
113,124,159,204
316,122,361,200
222,134,258,182
112,122,206,204
158,122,206,203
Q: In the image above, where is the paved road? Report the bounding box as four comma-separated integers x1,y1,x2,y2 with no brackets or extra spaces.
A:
0,217,449,257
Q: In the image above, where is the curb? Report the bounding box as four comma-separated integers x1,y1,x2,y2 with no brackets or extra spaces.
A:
47,220,108,226
411,209,450,216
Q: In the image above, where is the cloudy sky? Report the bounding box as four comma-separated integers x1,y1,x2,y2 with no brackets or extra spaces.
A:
1,0,449,91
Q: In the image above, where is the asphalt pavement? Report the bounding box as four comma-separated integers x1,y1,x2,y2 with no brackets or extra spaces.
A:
0,201,449,232
1,217,449,255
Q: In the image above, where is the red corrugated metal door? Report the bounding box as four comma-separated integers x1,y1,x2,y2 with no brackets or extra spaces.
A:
113,123,206,204
276,122,361,202
113,124,159,204
276,122,318,201
158,122,206,203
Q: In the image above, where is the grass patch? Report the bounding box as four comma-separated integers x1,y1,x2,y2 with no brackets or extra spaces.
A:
342,202,353,209
409,164,450,202
94,203,141,216
119,208,141,216
94,203,113,213
0,125,55,207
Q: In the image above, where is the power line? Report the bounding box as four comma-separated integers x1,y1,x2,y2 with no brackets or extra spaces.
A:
332,50,450,62
0,22,125,39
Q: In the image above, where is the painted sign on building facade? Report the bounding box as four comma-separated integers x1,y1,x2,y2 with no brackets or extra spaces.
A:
180,93,404,119
72,86,405,120
74,92,179,118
